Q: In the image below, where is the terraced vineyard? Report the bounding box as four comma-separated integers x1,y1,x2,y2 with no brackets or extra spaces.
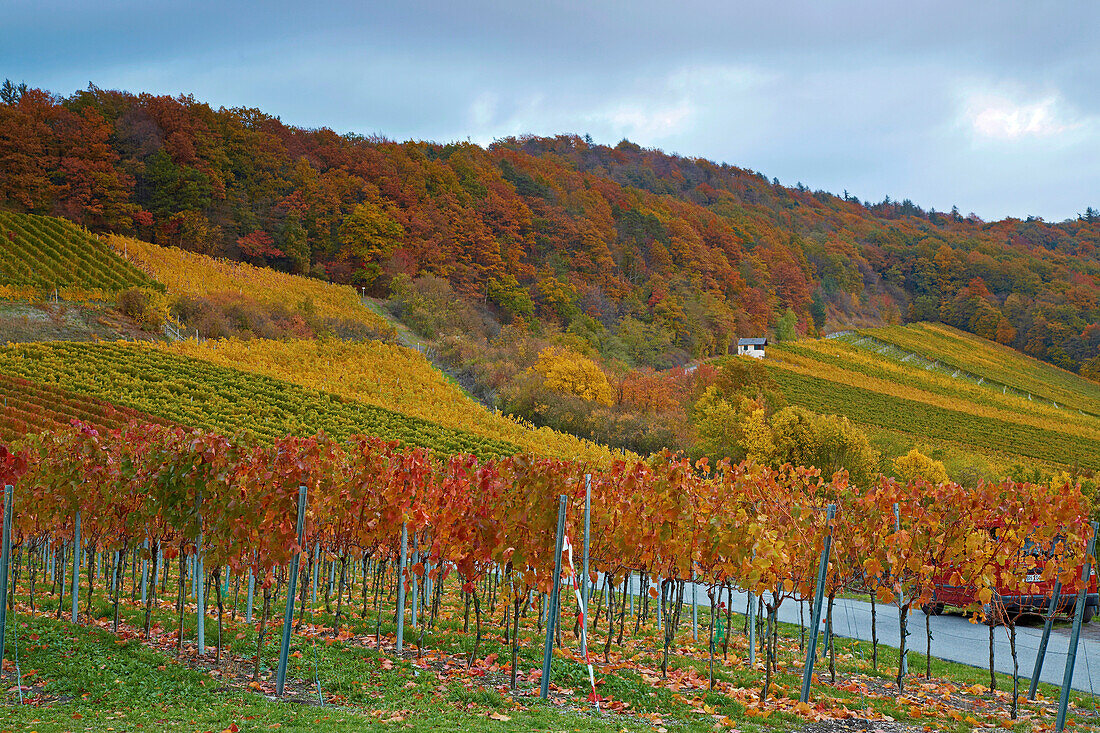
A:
0,372,172,441
160,337,628,465
110,234,392,335
0,341,517,459
766,333,1100,471
862,323,1100,416
0,212,160,296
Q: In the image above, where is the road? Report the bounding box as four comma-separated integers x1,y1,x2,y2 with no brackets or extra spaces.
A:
613,575,1100,694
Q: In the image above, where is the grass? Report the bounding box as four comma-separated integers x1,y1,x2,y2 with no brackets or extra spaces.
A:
3,556,1099,733
0,300,154,343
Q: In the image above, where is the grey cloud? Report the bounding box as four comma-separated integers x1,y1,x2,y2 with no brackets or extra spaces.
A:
2,0,1098,219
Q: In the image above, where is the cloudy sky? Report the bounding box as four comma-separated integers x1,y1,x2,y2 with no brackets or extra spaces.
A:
4,0,1098,221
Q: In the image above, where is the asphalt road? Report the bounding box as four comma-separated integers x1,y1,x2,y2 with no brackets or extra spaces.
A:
614,575,1100,694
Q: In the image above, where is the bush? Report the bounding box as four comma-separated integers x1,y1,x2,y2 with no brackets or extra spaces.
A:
117,287,166,330
893,448,949,484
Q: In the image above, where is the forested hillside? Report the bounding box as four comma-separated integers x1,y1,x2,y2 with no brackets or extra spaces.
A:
1,82,1097,379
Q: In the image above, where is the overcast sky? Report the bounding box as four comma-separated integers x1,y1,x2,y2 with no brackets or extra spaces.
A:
4,0,1098,221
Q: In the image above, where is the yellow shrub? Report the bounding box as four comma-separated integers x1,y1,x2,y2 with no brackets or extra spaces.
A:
893,448,950,485
531,346,614,406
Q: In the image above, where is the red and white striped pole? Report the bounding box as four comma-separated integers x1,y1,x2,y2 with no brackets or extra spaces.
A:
562,535,599,711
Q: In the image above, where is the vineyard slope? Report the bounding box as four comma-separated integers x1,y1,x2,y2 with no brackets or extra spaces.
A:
766,331,1100,471
858,322,1100,416
0,372,173,442
0,212,160,297
110,234,393,337
0,341,516,459
156,337,629,465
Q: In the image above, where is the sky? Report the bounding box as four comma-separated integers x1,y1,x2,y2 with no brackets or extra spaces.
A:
4,0,1099,222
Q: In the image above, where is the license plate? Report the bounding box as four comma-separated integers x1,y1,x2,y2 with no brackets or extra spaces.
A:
1025,574,1042,583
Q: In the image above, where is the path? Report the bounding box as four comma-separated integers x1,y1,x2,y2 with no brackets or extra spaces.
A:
616,575,1100,694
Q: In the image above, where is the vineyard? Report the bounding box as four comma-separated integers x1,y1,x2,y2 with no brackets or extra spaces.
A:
160,337,628,465
0,341,516,459
0,423,1096,731
0,373,172,442
110,234,393,336
0,212,160,297
766,335,1100,471
862,324,1100,417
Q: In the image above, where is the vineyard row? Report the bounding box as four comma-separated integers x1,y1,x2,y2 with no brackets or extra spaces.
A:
0,420,1094,701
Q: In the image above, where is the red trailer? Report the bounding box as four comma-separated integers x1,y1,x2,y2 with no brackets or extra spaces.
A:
923,537,1098,621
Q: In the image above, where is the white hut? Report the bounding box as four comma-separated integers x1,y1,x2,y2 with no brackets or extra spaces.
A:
737,337,768,359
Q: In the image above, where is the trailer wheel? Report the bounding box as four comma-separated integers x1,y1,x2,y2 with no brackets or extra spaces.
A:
921,603,944,616
1084,604,1096,624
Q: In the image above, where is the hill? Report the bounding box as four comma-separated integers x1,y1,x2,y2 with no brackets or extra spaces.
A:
0,341,516,459
0,371,172,441
111,234,393,340
0,214,619,463
0,210,160,297
158,337,628,465
0,84,1096,380
763,325,1100,473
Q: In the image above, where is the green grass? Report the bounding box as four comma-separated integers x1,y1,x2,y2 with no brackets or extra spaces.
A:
5,562,1099,733
0,211,160,294
1,616,634,732
0,341,518,459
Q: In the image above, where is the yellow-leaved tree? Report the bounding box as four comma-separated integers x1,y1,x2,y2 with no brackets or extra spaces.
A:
770,406,879,487
690,386,742,462
741,407,776,465
531,346,614,406
893,449,949,485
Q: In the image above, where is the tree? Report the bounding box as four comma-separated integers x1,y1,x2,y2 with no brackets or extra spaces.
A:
279,213,310,274
893,449,948,484
337,200,404,290
0,93,51,210
236,230,282,265
0,79,28,105
690,387,747,463
1082,355,1100,383
531,346,614,406
775,307,798,341
486,274,535,321
770,407,879,488
810,291,827,331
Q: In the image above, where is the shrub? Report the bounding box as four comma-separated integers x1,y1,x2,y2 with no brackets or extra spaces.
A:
893,448,950,484
117,287,166,330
